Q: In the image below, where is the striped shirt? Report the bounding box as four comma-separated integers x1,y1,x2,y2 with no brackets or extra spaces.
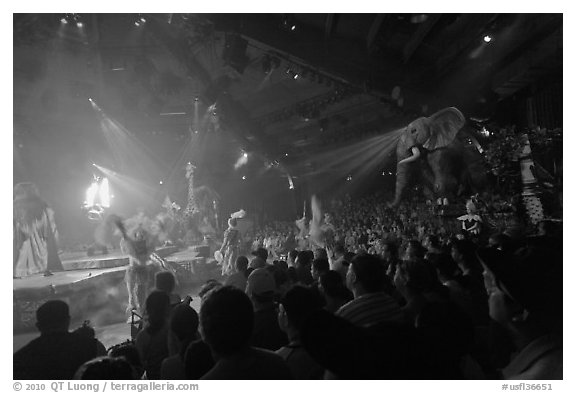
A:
336,292,404,327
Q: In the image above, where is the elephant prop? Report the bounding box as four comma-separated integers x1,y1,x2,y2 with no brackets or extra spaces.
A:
389,107,487,207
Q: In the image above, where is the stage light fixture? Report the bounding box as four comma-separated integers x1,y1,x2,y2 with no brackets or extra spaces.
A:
242,175,246,180
77,21,84,28
291,25,296,31
483,35,492,43
135,21,141,27
243,152,248,158
61,17,68,24
140,17,146,23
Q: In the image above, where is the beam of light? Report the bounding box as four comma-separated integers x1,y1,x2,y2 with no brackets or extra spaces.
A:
301,127,404,181
93,164,158,208
95,110,168,183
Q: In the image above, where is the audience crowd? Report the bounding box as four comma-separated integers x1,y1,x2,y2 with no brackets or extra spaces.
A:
14,126,562,380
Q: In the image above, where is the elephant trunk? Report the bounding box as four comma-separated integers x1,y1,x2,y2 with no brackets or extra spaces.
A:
390,163,411,207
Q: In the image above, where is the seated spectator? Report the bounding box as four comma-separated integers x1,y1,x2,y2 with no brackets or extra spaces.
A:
155,270,181,306
199,286,292,379
225,255,249,290
14,300,107,380
250,247,268,269
328,243,349,281
310,258,330,284
477,245,562,379
198,279,223,300
423,235,443,259
74,356,135,379
245,268,288,350
452,239,489,325
161,299,199,379
287,249,299,268
135,291,171,380
382,241,400,279
394,259,448,325
295,250,314,285
108,341,144,379
319,270,353,314
276,286,325,379
337,254,404,327
184,339,215,379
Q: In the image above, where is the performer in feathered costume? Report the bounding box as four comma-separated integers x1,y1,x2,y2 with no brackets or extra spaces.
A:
110,213,166,317
216,209,245,276
457,199,483,236
308,195,335,249
13,183,63,278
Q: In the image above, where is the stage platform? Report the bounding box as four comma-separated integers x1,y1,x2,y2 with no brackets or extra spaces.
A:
13,246,222,334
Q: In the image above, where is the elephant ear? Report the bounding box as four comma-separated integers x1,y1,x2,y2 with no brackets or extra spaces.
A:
422,107,465,150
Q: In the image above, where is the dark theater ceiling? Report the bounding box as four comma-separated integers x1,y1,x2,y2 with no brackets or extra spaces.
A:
14,13,562,178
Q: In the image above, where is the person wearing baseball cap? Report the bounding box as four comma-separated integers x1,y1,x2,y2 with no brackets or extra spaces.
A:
477,244,562,379
246,268,288,351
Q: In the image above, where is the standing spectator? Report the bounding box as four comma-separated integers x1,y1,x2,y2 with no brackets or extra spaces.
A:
200,286,292,379
225,255,249,290
154,270,181,306
245,268,288,351
14,300,106,379
318,270,353,314
161,300,199,379
276,286,325,379
135,291,171,379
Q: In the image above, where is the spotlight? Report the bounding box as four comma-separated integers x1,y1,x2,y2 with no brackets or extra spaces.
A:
285,153,289,157
293,73,299,80
61,17,68,24
243,152,248,158
483,35,492,43
291,25,296,31
135,21,141,27
140,17,146,23
242,175,246,180
194,97,199,102
88,98,93,102
77,21,84,28
159,181,164,185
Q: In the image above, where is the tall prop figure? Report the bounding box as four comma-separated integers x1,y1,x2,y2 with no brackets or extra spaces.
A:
216,209,245,276
13,183,63,277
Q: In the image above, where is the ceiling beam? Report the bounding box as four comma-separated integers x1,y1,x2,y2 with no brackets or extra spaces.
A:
325,14,337,40
366,14,385,51
491,26,561,98
403,14,442,64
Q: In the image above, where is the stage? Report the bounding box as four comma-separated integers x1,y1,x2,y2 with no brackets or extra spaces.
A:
13,245,222,334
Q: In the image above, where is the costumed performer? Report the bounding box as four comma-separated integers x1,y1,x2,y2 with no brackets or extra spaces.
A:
13,183,63,278
217,209,245,276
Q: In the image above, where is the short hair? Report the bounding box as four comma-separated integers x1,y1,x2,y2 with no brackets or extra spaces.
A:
36,300,70,332
382,241,398,257
312,258,330,275
426,235,441,249
280,286,322,331
235,256,249,272
108,342,143,378
170,304,199,342
296,250,314,266
74,356,135,380
319,270,349,298
200,286,254,356
198,279,223,299
396,260,439,293
145,291,171,333
349,254,385,293
314,248,328,260
155,271,176,293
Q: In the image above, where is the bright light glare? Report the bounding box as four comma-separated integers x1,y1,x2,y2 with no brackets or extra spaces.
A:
99,178,111,208
77,21,84,28
483,35,492,43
